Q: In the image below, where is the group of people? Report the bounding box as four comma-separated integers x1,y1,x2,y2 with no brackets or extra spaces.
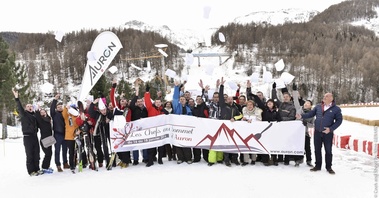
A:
14,76,342,176
14,87,114,175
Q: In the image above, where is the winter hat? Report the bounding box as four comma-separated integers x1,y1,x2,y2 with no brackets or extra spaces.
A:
85,95,94,103
68,108,79,116
98,98,107,110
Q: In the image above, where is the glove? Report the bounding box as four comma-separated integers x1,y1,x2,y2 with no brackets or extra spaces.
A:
272,82,276,89
292,83,297,91
146,84,150,92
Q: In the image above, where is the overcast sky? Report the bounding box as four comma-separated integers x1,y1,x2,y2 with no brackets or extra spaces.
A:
1,0,346,33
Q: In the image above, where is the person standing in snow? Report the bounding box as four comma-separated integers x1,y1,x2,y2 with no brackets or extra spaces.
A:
129,86,149,165
218,77,243,167
292,83,314,167
110,79,131,168
62,103,80,173
192,95,210,163
87,98,112,168
172,80,193,164
192,80,211,163
35,107,54,173
296,92,342,174
162,101,175,161
206,80,224,166
248,80,282,166
240,100,263,166
144,84,165,167
12,88,41,176
272,82,296,165
50,93,69,172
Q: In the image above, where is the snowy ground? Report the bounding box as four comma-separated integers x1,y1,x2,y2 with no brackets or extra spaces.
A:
0,107,378,198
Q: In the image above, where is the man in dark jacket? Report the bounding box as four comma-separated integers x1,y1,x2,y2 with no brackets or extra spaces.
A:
50,93,68,172
272,83,296,165
192,95,209,162
88,98,113,168
129,88,149,165
218,77,243,167
13,88,41,176
297,93,342,174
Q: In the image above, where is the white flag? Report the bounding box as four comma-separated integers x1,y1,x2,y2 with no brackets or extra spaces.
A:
203,6,211,19
280,72,295,84
274,59,285,71
54,31,64,42
218,32,226,42
131,63,142,70
78,31,123,102
251,72,260,83
108,65,118,74
262,71,273,83
165,69,177,78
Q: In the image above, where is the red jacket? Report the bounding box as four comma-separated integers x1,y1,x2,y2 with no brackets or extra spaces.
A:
235,89,240,104
110,85,131,122
144,92,164,117
110,86,123,110
75,112,96,133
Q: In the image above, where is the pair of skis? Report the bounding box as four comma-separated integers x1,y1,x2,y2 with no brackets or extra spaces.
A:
107,152,117,170
74,130,85,173
94,115,115,170
85,132,98,171
74,130,98,173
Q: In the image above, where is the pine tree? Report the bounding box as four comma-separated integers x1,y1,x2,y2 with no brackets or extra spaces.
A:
91,75,108,100
14,62,34,103
0,37,16,139
117,79,133,100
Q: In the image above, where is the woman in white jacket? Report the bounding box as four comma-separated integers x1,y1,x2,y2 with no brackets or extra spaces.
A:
241,100,263,166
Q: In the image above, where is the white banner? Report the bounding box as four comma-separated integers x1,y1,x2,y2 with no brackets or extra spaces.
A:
110,114,305,155
78,31,123,101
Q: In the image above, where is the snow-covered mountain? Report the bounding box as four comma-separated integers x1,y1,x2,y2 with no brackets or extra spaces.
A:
233,8,319,25
123,5,379,48
350,7,379,36
123,20,214,50
123,8,320,50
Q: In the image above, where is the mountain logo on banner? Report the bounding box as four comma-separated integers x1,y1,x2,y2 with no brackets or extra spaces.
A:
195,123,272,153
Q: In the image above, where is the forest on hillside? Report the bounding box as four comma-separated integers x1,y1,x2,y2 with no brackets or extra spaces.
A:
211,0,379,103
1,28,182,101
1,0,379,106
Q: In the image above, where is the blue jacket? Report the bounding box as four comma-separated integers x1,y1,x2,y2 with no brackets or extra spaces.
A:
301,101,342,133
172,85,192,115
